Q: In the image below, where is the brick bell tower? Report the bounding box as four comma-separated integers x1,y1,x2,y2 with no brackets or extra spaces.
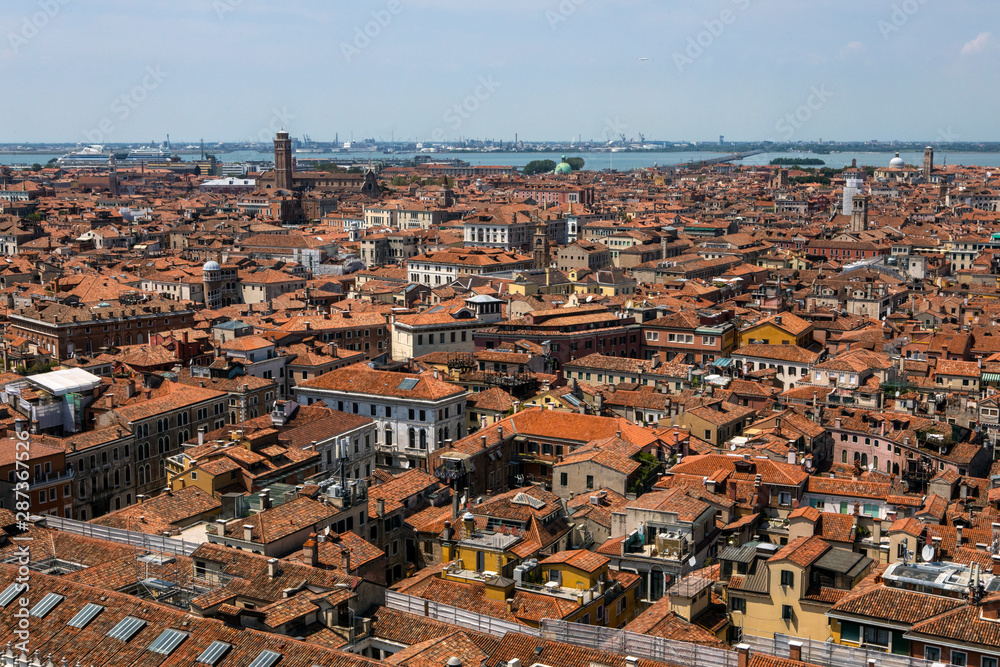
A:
274,130,293,190
533,221,550,269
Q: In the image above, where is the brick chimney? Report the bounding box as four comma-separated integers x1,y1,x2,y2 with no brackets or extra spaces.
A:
341,548,352,572
737,644,750,667
304,534,319,567
789,641,803,663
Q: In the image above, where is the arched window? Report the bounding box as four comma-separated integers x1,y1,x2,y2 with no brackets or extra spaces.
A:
136,333,143,344
125,467,131,484
419,430,427,450
138,467,145,485
114,470,120,487
384,426,392,446
408,428,416,448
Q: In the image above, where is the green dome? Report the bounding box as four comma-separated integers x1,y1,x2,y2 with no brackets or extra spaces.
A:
554,155,572,174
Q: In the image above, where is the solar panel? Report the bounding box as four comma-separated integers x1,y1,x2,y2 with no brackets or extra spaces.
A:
398,378,419,390
29,593,65,618
197,641,232,666
107,616,146,641
0,583,25,607
67,603,104,628
148,628,188,655
247,650,283,667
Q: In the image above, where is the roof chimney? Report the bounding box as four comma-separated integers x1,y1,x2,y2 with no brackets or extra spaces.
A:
789,641,802,663
341,548,352,572
243,524,254,542
304,534,319,567
267,558,279,578
737,644,751,667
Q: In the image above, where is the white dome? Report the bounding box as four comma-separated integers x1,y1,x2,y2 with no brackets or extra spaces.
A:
889,153,904,168
203,260,221,272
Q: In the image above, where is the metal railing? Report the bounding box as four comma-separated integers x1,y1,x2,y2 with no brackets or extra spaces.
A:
41,516,200,556
542,618,738,667
743,634,938,667
384,589,539,638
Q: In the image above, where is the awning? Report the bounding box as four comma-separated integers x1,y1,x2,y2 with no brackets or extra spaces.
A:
711,357,734,368
982,373,1000,383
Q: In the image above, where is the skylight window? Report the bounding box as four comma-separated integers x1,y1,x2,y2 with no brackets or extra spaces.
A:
398,378,419,390
148,628,188,655
248,650,283,667
107,616,147,641
29,593,64,618
67,603,104,628
0,584,25,607
197,641,232,666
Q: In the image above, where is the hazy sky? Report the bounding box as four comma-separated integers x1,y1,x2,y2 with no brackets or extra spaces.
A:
1,0,997,144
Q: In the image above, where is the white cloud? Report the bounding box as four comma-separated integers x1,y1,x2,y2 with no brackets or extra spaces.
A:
839,41,865,59
961,32,991,56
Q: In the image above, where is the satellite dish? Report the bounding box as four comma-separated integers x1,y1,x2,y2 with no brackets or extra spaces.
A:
688,557,697,568
730,444,737,451
324,526,331,535
921,545,935,562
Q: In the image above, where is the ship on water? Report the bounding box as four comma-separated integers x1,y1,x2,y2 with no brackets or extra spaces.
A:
57,139,174,168
124,142,172,162
56,145,117,167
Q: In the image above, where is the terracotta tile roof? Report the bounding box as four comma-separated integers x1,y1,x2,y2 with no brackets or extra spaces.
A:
91,486,220,534
0,562,379,667
768,535,830,568
733,344,822,364
299,363,466,401
540,549,609,573
625,600,727,647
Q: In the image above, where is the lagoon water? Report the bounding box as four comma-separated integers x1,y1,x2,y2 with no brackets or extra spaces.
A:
5,150,1000,171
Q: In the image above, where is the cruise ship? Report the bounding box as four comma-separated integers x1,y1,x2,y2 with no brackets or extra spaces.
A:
56,145,114,167
125,144,172,161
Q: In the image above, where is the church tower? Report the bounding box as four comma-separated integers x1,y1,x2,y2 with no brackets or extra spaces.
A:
533,222,550,269
109,155,119,198
923,146,934,181
274,131,293,190
850,195,868,233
